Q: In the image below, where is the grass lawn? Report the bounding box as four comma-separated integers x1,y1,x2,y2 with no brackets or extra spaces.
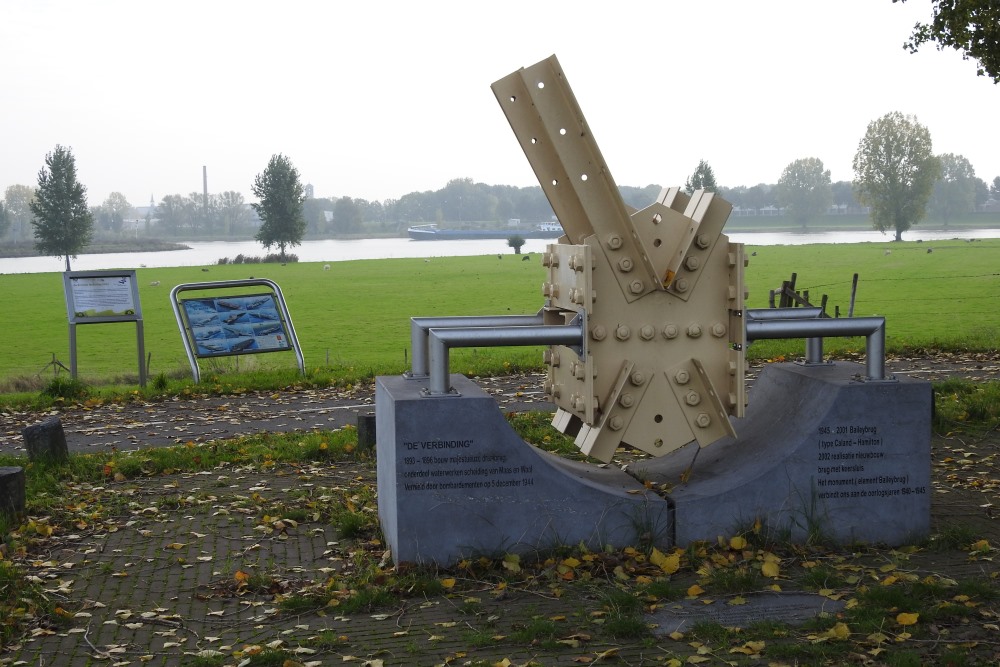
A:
0,238,997,388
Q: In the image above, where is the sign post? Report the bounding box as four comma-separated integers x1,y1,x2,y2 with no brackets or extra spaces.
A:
62,270,146,387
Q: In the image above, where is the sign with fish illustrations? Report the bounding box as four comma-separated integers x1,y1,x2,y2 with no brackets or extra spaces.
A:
170,279,304,383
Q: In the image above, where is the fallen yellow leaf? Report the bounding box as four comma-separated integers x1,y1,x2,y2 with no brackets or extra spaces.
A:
650,548,681,574
896,612,919,626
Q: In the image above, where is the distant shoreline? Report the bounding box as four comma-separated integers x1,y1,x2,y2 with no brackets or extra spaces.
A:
0,239,190,259
2,216,998,259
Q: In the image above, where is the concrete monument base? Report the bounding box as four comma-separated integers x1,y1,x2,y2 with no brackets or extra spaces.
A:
632,362,932,546
376,362,931,565
376,374,669,566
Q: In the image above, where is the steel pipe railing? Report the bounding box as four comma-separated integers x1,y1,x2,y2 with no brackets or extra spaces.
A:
409,314,544,377
747,307,827,364
745,307,824,321
746,316,887,380
427,324,584,395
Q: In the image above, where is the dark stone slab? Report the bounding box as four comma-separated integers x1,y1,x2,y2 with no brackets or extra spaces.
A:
0,467,25,518
634,362,932,546
357,412,376,452
22,417,69,463
376,374,670,566
650,592,846,633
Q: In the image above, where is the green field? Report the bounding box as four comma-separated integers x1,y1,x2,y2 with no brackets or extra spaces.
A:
1,238,997,386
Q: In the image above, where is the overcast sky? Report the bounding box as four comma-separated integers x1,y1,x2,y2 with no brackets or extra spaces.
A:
2,0,996,209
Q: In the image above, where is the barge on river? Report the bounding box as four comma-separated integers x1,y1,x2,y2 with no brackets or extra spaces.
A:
407,222,563,241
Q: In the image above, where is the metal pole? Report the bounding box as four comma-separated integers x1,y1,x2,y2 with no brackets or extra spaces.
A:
746,307,824,321
409,313,544,377
805,336,824,364
427,324,583,395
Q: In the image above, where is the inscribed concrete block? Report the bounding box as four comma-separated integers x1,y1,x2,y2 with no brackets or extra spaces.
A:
376,374,669,566
633,362,932,546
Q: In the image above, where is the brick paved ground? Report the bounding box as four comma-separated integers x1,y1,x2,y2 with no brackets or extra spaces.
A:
5,461,670,666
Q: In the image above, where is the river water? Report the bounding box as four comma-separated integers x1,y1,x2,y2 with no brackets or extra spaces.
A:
2,228,999,275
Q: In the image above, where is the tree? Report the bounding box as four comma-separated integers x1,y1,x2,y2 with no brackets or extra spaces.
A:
743,184,774,214
251,154,306,259
775,158,833,228
893,0,1000,83
507,234,526,255
218,191,250,236
29,145,94,270
332,196,363,233
0,201,9,238
156,194,186,235
992,176,1000,197
684,160,717,193
831,181,862,214
96,192,133,235
4,184,36,243
852,112,940,241
928,153,977,224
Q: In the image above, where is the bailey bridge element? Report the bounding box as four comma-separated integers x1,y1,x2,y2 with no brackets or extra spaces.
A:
376,55,928,565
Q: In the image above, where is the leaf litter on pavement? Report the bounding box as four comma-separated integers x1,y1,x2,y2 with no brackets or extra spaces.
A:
3,360,1000,664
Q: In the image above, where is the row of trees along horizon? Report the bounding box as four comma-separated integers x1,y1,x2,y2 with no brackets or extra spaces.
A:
3,112,1000,266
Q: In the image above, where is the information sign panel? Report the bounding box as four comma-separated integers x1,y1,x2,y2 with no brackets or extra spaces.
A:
63,271,142,323
181,293,291,357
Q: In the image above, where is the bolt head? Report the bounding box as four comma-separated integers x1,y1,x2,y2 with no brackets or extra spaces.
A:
674,370,690,385
629,280,644,294
695,412,711,428
685,390,701,406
